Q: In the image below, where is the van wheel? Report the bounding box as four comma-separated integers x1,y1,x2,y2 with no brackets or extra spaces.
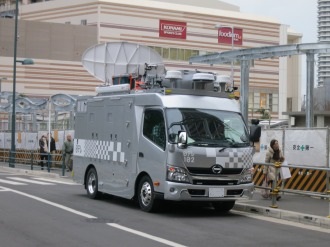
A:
86,168,100,199
138,176,159,212
212,201,235,212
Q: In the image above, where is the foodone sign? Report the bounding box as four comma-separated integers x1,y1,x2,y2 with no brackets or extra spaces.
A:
217,27,243,46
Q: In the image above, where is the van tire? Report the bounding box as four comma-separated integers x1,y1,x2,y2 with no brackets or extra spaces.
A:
86,168,100,199
137,176,159,212
212,201,235,212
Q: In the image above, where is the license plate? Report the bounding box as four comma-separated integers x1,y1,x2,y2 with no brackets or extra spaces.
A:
209,188,225,198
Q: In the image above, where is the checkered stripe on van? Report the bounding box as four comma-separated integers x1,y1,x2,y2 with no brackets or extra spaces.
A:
215,147,253,168
84,140,125,162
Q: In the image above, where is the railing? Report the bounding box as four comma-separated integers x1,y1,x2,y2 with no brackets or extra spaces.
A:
0,149,68,176
254,161,330,217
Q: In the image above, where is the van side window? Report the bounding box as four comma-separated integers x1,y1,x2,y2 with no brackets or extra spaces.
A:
143,109,166,150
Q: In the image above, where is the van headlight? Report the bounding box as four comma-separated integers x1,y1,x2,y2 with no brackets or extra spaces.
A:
167,165,190,183
238,168,253,184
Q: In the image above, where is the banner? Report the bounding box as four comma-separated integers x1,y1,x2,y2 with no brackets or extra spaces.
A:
16,132,24,149
4,133,11,149
284,128,327,167
217,27,243,45
0,133,4,149
26,133,38,150
159,20,186,39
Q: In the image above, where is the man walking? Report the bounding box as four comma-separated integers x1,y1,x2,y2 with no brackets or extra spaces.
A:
62,134,73,172
47,133,56,167
38,134,48,170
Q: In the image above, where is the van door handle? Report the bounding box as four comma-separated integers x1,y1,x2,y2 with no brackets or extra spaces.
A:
139,152,144,158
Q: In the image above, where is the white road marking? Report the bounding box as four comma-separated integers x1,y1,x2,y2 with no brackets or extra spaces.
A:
0,178,27,185
7,177,55,185
107,223,188,247
0,187,11,192
232,210,330,234
0,185,97,219
0,184,188,247
32,177,78,185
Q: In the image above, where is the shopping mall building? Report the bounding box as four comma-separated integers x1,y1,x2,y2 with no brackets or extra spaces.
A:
0,0,302,120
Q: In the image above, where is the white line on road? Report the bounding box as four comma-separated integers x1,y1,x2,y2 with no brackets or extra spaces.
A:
32,177,78,185
0,178,27,185
0,185,97,219
0,187,11,192
0,185,188,246
7,177,55,185
107,223,188,247
232,210,330,234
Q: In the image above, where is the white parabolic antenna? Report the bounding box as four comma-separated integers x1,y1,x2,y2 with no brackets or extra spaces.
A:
82,42,165,84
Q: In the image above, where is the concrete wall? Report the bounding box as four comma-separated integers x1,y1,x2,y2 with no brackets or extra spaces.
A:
0,18,99,97
0,18,97,61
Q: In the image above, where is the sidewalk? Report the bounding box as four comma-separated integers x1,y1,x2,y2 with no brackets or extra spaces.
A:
0,162,72,178
0,163,329,229
234,189,330,229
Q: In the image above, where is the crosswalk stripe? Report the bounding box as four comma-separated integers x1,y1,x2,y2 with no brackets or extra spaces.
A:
32,177,78,185
0,178,27,185
8,177,55,185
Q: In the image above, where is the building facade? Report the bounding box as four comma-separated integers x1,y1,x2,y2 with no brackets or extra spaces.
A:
0,0,303,120
318,0,330,86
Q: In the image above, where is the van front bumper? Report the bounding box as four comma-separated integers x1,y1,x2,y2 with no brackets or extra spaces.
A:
163,181,254,201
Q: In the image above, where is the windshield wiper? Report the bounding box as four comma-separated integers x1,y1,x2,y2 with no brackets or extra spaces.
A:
168,117,204,129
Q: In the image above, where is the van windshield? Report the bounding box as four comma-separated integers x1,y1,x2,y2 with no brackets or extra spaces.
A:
166,108,249,147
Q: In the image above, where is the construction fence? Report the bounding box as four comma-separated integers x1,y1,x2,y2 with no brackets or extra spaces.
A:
253,127,330,194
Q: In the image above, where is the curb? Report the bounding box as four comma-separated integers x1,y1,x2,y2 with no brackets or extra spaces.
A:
234,203,330,229
0,166,66,179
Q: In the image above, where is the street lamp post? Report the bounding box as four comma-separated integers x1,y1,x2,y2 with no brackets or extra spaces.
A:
9,0,34,168
215,24,235,91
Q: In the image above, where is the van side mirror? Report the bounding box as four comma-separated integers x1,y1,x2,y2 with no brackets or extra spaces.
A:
178,131,187,149
249,125,261,142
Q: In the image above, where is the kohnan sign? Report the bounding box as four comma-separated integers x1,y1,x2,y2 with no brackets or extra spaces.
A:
217,27,243,46
159,20,186,39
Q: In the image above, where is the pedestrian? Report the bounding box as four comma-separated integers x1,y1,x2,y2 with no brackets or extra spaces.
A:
38,134,48,170
263,139,284,201
62,134,73,172
47,133,56,167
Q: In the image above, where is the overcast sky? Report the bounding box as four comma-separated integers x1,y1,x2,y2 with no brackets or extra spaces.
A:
221,0,318,95
222,0,317,43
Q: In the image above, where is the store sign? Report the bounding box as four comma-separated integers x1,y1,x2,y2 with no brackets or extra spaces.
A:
159,20,186,39
217,27,243,45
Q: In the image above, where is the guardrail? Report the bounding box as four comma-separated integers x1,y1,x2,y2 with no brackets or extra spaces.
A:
254,162,330,217
0,149,67,176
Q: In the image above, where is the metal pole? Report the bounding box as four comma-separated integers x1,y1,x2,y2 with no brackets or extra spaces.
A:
306,52,315,128
48,99,51,170
9,0,19,168
240,59,250,123
230,26,234,89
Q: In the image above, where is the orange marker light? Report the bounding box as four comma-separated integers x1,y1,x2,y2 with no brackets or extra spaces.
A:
154,181,160,186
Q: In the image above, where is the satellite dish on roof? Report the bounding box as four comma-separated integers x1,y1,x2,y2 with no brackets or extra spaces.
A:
82,42,165,85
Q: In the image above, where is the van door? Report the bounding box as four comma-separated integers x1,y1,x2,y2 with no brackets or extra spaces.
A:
137,108,167,193
102,97,135,198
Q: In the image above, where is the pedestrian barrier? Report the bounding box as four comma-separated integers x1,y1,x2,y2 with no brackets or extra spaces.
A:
254,161,330,218
0,149,67,176
254,164,327,193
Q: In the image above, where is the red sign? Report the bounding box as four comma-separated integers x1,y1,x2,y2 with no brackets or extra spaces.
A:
217,27,243,46
159,20,186,39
